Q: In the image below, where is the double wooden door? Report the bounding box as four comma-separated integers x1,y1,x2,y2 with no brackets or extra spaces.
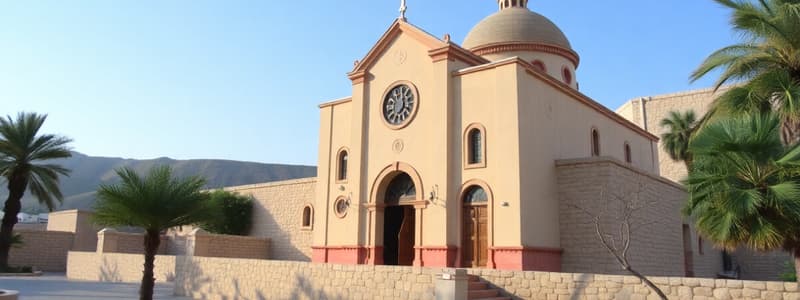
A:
462,205,488,268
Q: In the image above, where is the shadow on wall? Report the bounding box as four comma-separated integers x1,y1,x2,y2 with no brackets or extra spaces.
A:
249,203,310,262
288,274,344,300
100,256,122,282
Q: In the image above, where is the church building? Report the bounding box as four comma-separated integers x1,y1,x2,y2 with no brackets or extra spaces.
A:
308,0,682,273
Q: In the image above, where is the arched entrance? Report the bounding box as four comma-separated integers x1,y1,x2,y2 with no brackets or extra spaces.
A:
462,185,489,268
367,162,426,266
382,173,416,266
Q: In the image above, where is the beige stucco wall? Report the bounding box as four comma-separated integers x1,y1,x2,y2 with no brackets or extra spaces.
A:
47,209,99,251
556,157,688,277
10,230,74,271
616,86,730,183
67,251,177,283
226,178,315,261
482,51,578,89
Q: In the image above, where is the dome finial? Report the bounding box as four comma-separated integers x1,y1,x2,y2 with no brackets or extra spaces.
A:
498,0,528,10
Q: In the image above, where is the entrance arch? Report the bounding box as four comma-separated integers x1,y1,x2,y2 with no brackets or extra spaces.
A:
367,162,426,266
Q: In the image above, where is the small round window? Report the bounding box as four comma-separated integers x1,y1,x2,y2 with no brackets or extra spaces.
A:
333,197,348,218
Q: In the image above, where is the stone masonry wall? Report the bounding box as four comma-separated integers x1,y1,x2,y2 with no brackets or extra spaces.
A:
189,230,270,259
66,252,799,299
616,86,729,183
465,268,799,300
96,229,168,254
10,230,74,271
557,157,697,277
67,251,177,283
174,257,437,300
734,249,794,281
225,178,315,261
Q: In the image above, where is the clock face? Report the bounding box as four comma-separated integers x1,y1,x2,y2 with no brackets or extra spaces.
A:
382,84,416,126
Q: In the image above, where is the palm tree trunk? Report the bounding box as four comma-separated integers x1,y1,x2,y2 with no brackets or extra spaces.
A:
0,173,28,270
780,119,800,146
140,229,160,300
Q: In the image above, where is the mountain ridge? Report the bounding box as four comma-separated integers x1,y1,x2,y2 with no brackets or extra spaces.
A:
1,151,317,213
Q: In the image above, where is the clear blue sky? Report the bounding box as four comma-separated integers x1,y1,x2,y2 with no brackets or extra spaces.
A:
1,1,736,166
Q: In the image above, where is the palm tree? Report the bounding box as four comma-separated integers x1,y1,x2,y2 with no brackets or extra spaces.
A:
684,113,800,282
93,166,216,300
0,112,72,270
691,0,800,144
659,110,698,171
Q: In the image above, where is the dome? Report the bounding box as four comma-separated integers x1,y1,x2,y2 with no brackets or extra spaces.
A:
463,6,572,51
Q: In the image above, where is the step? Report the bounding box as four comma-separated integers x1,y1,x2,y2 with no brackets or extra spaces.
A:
468,282,488,290
467,274,481,282
468,289,500,299
471,298,511,300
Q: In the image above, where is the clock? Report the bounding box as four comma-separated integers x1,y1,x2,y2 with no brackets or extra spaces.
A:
381,82,418,129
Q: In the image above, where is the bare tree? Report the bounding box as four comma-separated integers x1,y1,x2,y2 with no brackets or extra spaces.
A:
569,182,668,300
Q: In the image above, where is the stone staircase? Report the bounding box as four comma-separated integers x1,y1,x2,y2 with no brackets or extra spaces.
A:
467,275,510,300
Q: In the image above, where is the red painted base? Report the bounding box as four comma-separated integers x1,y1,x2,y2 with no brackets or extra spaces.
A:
417,246,458,267
311,246,368,264
491,246,562,271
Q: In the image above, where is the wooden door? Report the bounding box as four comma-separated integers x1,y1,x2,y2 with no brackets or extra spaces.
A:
397,206,415,266
462,205,488,267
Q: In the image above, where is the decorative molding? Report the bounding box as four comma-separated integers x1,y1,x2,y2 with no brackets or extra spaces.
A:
428,44,489,65
318,97,353,108
469,41,580,67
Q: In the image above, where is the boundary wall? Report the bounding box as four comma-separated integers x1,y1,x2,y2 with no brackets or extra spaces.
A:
66,253,800,300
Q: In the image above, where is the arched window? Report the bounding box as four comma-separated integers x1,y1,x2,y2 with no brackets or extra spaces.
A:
301,204,313,230
464,124,487,168
591,129,600,156
337,149,348,182
468,129,482,164
562,67,573,85
463,186,488,204
531,60,546,73
624,143,632,163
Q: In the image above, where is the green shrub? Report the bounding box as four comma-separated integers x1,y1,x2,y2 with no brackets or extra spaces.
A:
200,190,253,236
781,260,797,282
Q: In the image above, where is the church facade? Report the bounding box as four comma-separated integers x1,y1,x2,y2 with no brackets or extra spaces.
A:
309,0,686,273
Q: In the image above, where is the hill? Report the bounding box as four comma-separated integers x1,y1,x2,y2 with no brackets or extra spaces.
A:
1,152,316,213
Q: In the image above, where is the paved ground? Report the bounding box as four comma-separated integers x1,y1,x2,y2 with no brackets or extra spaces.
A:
0,273,189,300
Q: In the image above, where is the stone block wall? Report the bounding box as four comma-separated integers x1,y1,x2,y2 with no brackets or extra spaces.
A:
66,252,799,300
466,268,799,300
10,230,74,271
225,178,315,261
67,251,177,283
615,86,729,184
556,157,700,277
174,257,437,300
734,249,794,281
96,229,168,254
189,230,270,259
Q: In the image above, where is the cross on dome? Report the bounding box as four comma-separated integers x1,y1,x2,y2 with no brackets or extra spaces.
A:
498,0,528,10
